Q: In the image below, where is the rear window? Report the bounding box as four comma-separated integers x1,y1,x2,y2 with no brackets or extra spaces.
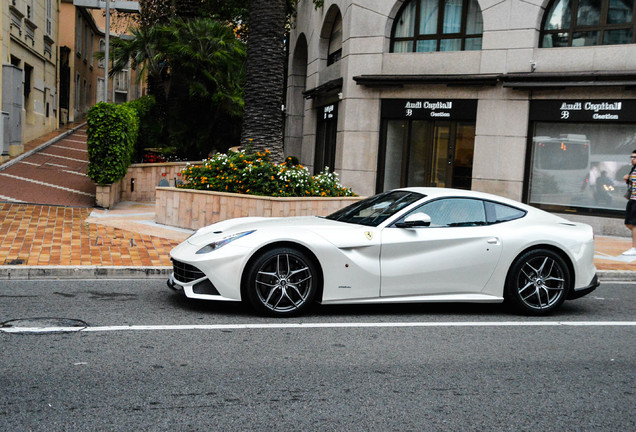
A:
484,201,526,224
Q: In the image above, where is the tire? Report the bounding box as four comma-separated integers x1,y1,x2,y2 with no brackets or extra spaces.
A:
244,247,318,317
505,249,571,316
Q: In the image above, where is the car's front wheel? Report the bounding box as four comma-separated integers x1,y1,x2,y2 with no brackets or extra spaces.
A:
505,249,570,315
244,247,318,317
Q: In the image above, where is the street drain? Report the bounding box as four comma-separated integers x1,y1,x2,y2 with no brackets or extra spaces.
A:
0,318,88,334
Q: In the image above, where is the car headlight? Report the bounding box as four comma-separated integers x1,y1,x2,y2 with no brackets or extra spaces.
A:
195,230,255,254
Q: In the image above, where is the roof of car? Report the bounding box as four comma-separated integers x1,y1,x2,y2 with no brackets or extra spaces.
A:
397,187,535,211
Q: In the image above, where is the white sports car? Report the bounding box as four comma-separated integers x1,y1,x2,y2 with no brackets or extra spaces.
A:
168,188,599,316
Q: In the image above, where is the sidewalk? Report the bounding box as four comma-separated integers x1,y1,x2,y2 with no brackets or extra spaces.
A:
0,125,634,281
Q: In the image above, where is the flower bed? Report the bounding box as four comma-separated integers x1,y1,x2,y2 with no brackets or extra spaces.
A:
156,187,364,230
178,150,355,197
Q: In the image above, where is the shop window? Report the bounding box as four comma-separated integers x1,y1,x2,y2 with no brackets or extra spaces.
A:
390,0,483,52
377,99,477,193
541,0,636,47
327,12,343,65
528,118,636,212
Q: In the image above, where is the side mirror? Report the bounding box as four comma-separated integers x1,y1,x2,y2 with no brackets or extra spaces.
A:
395,213,431,228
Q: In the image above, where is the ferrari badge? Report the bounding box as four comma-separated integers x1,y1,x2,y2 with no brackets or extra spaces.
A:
365,231,374,240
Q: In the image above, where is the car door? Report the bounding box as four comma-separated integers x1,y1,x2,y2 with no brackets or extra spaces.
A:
380,198,503,297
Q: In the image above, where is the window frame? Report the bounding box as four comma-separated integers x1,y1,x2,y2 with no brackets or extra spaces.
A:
540,0,636,47
390,0,483,53
327,12,343,65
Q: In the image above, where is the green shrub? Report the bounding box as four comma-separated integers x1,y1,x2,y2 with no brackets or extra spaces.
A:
178,150,356,197
87,102,139,185
125,95,164,160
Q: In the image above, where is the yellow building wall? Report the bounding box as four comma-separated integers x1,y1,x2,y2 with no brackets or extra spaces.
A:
4,0,59,152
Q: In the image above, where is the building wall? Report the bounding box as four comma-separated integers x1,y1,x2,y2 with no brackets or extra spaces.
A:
286,0,636,228
2,0,59,156
59,3,105,123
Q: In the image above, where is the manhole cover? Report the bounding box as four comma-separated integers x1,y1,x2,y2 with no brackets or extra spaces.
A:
1,318,88,334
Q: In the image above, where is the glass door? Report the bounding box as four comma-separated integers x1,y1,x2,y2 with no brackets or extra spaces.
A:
378,119,474,192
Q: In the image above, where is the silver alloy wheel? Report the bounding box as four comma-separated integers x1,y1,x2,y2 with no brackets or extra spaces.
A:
516,255,566,310
254,252,313,313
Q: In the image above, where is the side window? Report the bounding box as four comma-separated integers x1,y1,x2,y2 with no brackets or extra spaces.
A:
484,201,526,224
399,198,487,227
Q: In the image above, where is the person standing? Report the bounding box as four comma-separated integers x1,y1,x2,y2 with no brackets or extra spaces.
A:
623,150,636,256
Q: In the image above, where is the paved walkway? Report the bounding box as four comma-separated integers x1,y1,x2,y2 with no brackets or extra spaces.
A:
0,124,634,278
0,124,94,206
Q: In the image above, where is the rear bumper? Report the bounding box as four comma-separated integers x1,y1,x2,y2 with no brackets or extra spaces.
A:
567,273,599,300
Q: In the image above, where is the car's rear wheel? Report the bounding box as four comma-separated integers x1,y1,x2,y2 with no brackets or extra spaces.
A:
505,249,570,315
244,247,318,317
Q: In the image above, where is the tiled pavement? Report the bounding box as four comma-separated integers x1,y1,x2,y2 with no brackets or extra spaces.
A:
0,203,181,267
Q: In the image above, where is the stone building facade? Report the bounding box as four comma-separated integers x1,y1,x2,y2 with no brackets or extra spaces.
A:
285,0,636,232
2,0,59,157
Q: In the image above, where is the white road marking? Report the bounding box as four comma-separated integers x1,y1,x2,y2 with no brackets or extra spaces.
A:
62,170,89,177
0,194,24,203
46,162,69,168
59,139,86,144
52,145,87,152
39,152,87,163
20,161,70,169
2,321,636,334
594,251,636,263
0,173,95,197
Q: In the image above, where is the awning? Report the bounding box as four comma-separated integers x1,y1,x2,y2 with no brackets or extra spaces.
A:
502,71,636,88
353,74,499,87
352,71,636,89
303,78,343,99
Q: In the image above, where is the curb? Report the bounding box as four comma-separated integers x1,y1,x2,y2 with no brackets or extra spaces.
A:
0,266,172,280
0,266,634,281
597,270,636,282
0,123,87,173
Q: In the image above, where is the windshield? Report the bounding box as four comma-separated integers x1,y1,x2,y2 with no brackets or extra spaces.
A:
326,191,425,227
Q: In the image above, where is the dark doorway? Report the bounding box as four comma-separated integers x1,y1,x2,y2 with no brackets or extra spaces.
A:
314,103,338,174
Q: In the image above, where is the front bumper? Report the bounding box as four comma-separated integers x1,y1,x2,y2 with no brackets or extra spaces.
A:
167,271,239,303
567,273,599,300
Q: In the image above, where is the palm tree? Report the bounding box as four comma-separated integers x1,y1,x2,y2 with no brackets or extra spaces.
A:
108,18,246,158
240,0,287,162
163,18,246,157
110,25,170,103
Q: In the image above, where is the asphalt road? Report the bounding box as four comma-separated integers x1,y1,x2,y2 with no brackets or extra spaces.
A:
1,279,634,431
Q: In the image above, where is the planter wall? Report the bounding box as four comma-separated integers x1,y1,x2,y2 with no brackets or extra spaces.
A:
156,187,364,230
93,161,201,208
121,162,202,202
95,182,122,209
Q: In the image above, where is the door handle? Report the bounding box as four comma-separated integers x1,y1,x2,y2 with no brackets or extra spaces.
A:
487,237,500,245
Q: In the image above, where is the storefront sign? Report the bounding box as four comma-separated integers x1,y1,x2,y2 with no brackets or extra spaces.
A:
323,104,336,120
381,99,477,120
530,100,636,122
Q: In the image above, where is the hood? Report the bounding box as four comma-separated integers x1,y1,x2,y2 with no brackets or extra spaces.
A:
187,216,379,249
